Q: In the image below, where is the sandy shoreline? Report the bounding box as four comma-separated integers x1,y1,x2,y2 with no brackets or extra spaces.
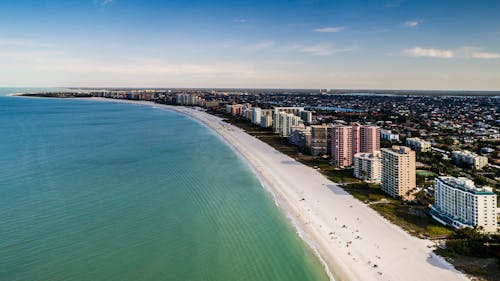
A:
21,96,469,281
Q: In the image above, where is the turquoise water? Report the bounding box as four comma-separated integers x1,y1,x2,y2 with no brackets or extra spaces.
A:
0,89,329,281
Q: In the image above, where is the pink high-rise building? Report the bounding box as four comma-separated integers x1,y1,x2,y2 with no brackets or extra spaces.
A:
360,125,380,154
351,122,361,160
230,104,243,116
331,123,380,168
330,125,353,168
351,123,380,161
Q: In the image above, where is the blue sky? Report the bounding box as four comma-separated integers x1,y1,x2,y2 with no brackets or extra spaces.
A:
0,0,499,89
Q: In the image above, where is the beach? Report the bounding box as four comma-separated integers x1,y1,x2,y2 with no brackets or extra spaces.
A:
89,98,468,281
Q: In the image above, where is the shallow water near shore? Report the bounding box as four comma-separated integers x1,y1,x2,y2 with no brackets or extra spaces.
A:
0,89,329,281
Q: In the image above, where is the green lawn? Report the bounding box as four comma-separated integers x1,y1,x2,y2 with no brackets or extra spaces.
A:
371,203,454,238
416,170,436,177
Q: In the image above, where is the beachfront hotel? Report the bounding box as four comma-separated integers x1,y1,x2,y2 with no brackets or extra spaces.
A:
381,146,416,201
353,151,382,183
431,176,498,233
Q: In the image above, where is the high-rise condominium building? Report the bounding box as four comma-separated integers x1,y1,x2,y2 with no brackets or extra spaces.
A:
241,103,252,120
260,112,273,128
353,151,382,183
381,146,416,201
330,125,353,168
272,107,304,134
176,93,203,105
289,125,311,151
330,124,380,168
300,110,313,124
351,123,380,161
252,107,262,125
278,112,301,137
360,125,380,154
310,124,328,156
226,104,243,116
431,176,498,233
351,123,361,159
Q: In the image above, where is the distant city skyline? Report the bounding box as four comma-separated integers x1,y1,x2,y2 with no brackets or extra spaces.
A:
1,0,499,90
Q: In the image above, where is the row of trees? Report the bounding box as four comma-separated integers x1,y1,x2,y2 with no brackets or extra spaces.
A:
441,228,500,261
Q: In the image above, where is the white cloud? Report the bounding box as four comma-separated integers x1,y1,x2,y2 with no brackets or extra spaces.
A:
471,52,500,59
286,43,352,56
403,46,500,60
242,40,275,51
233,18,247,23
313,26,344,33
403,47,455,59
403,20,421,28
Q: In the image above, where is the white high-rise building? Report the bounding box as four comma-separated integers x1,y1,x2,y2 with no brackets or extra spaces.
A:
272,107,304,133
252,107,262,125
278,112,302,137
354,151,382,183
176,93,202,105
241,103,252,120
431,176,498,233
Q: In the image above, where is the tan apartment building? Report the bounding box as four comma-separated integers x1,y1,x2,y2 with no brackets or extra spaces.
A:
381,146,416,201
310,124,328,156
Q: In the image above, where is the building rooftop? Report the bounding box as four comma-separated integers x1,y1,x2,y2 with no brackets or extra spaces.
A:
382,146,413,154
437,176,495,195
355,151,381,159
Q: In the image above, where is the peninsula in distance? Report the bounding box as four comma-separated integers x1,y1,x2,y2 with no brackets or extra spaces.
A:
1,1,499,281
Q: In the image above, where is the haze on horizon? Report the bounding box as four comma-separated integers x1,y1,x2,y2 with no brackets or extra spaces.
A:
0,0,499,90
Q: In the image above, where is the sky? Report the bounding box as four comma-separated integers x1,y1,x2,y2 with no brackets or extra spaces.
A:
0,0,499,90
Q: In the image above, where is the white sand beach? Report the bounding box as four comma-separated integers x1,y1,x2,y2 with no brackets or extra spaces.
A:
90,98,469,281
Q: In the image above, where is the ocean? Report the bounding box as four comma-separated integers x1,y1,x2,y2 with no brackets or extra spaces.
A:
0,89,329,281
